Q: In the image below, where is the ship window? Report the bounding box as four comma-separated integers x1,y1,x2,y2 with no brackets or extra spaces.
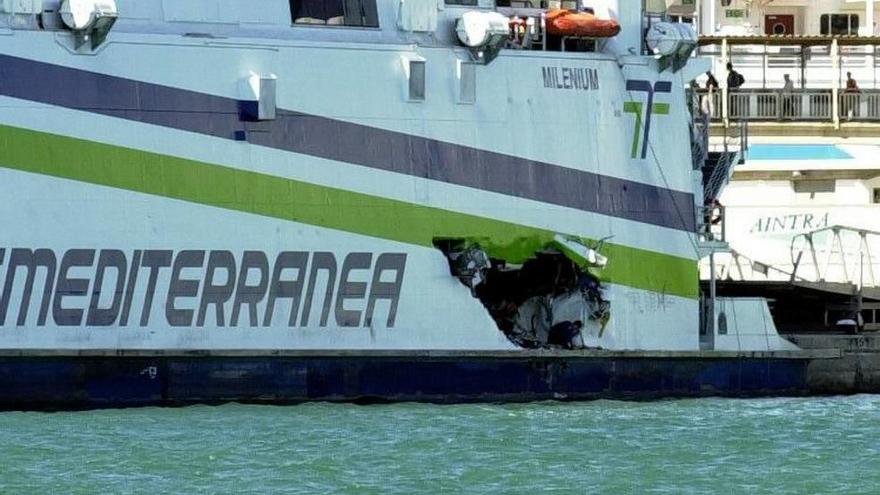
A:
820,14,859,36
290,0,379,28
445,0,478,5
458,62,476,104
495,2,555,7
409,60,426,102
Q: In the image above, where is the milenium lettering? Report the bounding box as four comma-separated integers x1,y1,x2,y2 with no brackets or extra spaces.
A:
542,66,600,91
0,248,407,329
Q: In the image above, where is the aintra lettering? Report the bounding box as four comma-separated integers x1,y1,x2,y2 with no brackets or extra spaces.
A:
749,213,830,234
0,248,406,329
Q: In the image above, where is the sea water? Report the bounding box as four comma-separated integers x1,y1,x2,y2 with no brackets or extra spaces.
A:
0,396,877,494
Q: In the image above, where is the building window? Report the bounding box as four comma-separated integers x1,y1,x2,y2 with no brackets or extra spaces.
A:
666,15,694,25
874,188,880,204
290,1,379,28
820,14,859,36
446,0,478,5
793,180,836,195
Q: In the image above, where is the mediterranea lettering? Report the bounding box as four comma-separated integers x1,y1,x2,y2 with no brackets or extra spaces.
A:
0,248,406,329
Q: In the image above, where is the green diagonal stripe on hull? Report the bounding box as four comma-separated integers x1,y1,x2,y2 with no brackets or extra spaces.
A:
0,124,698,299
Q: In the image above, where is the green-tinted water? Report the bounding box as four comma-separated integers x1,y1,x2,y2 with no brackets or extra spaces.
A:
0,397,877,494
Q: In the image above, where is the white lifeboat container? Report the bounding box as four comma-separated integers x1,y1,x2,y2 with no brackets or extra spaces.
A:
646,22,698,72
455,11,509,64
60,0,118,49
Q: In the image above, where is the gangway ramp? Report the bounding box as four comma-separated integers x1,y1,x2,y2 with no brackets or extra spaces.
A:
701,226,880,333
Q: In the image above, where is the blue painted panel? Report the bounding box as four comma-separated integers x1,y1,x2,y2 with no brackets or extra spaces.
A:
168,359,309,401
0,356,812,410
0,361,82,403
83,359,165,405
749,145,853,161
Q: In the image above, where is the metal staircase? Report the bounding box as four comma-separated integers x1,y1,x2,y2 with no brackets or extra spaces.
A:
688,103,748,203
691,112,749,343
702,121,747,202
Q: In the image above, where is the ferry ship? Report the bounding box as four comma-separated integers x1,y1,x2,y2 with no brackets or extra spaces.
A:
0,0,861,409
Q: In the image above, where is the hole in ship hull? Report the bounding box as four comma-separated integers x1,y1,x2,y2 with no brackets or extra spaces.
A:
434,238,610,350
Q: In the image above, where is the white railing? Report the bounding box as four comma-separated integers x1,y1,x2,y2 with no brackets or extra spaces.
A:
695,89,880,122
790,227,880,289
699,226,880,289
699,44,880,90
699,249,801,283
839,92,880,121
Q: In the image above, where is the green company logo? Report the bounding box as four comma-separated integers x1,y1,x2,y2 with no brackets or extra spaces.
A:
624,80,672,159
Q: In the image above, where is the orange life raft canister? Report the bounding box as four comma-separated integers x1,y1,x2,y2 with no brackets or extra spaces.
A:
545,9,621,38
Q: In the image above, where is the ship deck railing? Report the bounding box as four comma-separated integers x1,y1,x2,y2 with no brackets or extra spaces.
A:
692,88,880,124
698,35,880,90
696,35,880,128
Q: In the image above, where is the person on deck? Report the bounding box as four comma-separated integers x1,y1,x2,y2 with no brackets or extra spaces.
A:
706,71,719,90
726,62,744,89
702,198,724,241
847,72,860,92
844,72,861,120
702,71,719,117
726,63,745,117
781,74,794,119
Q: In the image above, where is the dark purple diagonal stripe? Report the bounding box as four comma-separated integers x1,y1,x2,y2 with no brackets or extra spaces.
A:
0,54,695,232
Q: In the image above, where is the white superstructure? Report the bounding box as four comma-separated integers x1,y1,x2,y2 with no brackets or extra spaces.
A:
706,140,880,281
